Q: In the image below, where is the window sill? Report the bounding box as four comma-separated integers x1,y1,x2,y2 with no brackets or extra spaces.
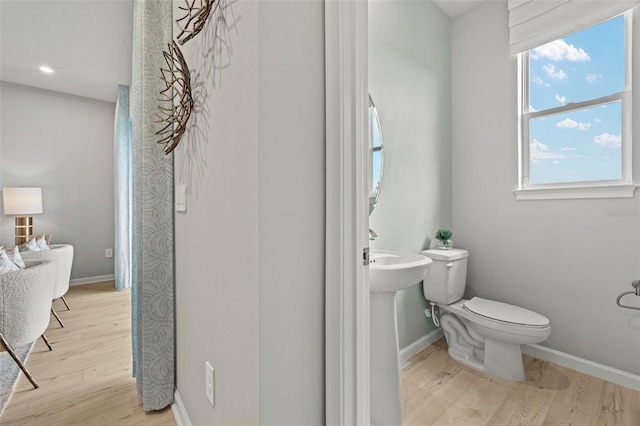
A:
513,184,638,201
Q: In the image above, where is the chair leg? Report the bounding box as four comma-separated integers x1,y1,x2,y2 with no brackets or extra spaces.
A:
51,308,65,328
60,296,71,311
41,334,53,351
0,334,39,389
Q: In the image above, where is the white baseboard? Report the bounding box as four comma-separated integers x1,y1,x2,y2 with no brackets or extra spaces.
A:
523,343,640,391
172,390,193,426
69,274,115,286
399,328,444,370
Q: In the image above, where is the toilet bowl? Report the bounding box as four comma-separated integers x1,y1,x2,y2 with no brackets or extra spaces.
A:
421,248,551,382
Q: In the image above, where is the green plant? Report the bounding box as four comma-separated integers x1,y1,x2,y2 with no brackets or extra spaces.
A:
435,228,452,242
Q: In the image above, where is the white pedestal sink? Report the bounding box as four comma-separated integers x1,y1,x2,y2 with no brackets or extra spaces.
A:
370,250,432,426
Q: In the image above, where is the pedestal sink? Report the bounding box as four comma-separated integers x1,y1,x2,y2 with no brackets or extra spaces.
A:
370,250,432,426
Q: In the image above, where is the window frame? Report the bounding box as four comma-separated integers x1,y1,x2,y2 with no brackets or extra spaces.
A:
515,10,636,200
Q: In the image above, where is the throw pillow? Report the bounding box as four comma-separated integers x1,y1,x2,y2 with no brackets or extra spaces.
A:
23,238,41,252
0,251,20,273
36,236,50,251
7,246,26,269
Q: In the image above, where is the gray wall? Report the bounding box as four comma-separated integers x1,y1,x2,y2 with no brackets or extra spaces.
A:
368,0,452,349
451,1,640,375
174,1,325,424
257,1,325,422
0,82,115,280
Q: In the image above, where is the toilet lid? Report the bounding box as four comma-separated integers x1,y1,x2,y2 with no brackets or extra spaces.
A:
463,297,549,327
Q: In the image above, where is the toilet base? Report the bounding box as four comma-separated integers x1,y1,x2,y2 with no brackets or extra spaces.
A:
446,338,526,382
440,312,527,382
484,338,525,381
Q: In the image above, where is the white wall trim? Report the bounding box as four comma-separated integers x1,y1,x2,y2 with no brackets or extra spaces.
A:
325,1,369,425
171,390,193,426
523,344,640,391
69,274,115,286
399,329,444,370
513,184,638,200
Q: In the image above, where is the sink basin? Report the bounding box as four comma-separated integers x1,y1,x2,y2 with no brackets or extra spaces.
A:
369,250,432,292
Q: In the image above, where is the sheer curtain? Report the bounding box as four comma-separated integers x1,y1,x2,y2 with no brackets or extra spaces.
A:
130,0,175,411
114,84,131,291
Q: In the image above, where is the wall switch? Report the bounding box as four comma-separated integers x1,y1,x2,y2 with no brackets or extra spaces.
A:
105,248,113,258
205,361,215,407
176,184,187,212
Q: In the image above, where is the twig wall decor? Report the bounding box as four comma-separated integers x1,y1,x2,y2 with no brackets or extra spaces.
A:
176,0,216,45
156,41,194,155
156,0,215,155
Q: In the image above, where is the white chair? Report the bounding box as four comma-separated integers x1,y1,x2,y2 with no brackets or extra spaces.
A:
21,244,74,327
0,260,56,388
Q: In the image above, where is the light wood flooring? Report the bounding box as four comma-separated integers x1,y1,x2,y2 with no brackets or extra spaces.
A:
402,338,640,425
1,281,176,426
3,282,638,425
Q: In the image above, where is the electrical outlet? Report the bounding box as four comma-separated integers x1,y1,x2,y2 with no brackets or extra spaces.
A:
105,248,113,258
205,361,214,407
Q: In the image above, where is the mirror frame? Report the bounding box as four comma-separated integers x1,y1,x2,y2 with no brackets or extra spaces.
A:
369,94,384,214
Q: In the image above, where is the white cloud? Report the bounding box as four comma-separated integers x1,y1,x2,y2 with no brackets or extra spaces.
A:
560,147,576,151
586,73,602,83
543,64,567,80
557,118,577,128
553,160,561,165
532,139,549,152
555,94,567,104
593,133,621,148
556,118,591,130
534,77,550,87
531,39,591,62
529,105,537,112
530,139,564,162
594,118,602,123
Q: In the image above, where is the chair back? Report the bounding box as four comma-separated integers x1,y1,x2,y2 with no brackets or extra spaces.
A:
0,260,56,347
21,244,74,299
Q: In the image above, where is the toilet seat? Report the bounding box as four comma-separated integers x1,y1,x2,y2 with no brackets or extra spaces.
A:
463,297,549,328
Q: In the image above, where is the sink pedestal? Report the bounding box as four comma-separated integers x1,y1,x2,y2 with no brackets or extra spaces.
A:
370,291,402,426
369,250,432,426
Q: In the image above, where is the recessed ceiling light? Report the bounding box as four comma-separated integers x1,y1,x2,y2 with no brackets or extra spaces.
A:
39,65,55,74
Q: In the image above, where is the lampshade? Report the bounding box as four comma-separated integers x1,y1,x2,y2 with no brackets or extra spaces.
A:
2,187,43,215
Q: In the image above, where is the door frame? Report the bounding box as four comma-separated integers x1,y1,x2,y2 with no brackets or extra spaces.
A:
325,1,369,425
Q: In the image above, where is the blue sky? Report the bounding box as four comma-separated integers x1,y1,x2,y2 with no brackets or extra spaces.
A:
528,15,624,185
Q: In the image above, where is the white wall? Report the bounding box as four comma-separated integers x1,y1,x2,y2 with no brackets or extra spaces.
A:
174,1,325,424
0,82,115,280
257,1,325,422
174,1,259,422
369,0,452,348
451,1,640,375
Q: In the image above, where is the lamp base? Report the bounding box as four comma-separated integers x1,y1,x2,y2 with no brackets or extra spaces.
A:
15,216,34,246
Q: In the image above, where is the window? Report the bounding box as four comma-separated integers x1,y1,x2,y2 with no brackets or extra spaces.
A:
517,12,634,199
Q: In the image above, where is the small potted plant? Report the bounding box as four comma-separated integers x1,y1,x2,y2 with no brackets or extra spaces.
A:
435,228,453,250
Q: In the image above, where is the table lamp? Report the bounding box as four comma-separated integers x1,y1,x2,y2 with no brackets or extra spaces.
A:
2,187,43,245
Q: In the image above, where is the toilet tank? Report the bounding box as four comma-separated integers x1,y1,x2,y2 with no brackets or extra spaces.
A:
420,248,469,305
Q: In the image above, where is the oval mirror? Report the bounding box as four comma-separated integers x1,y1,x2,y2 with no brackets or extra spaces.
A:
369,94,384,215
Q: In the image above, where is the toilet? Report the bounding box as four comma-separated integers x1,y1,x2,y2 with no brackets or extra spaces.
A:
421,248,551,382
